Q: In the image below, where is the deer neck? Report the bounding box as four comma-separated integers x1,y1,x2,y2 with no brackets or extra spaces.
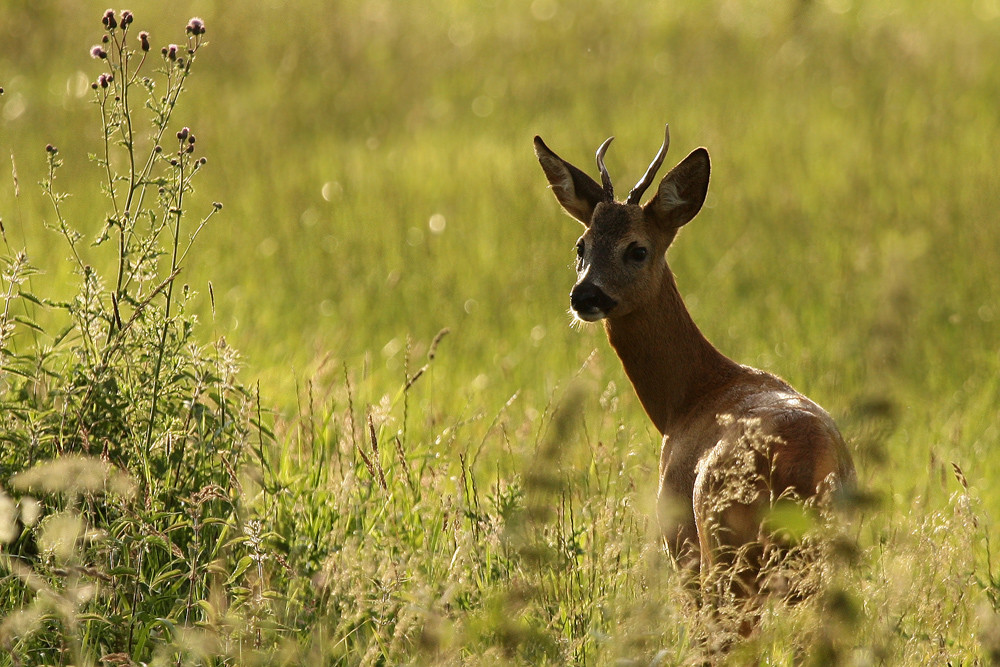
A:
603,271,738,435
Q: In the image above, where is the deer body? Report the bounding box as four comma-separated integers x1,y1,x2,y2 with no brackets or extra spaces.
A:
535,127,856,585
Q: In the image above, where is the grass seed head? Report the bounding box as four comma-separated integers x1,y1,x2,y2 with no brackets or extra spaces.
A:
11,454,137,499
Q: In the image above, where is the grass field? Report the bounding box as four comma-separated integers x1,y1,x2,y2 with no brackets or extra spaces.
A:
1,1,999,664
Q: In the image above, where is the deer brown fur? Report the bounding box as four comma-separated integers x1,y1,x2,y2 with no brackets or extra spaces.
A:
534,126,856,590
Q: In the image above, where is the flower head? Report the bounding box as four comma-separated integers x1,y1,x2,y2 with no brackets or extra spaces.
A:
102,9,117,30
90,45,108,59
186,17,206,36
138,31,150,52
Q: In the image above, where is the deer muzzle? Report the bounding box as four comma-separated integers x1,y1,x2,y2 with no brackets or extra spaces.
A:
570,282,617,321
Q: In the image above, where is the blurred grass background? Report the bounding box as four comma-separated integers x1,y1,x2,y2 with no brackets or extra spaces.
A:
6,0,998,488
2,0,1000,661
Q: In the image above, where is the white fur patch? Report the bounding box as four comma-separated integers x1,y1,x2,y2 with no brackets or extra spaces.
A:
658,180,686,209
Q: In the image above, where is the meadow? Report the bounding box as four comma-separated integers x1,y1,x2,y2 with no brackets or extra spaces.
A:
0,0,999,664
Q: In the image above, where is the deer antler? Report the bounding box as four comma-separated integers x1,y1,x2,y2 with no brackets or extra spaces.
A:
595,136,615,201
626,125,670,205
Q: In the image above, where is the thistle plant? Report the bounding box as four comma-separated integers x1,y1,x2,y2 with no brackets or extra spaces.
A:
0,11,274,664
28,11,229,484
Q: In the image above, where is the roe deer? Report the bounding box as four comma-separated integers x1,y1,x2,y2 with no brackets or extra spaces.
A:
534,125,856,592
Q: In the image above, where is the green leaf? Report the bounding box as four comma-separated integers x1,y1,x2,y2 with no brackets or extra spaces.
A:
16,291,51,307
225,555,255,585
12,316,45,333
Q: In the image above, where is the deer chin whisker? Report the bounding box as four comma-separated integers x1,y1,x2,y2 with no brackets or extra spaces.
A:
570,308,606,324
568,309,600,328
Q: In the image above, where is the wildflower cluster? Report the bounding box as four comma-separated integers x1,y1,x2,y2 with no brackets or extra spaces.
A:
88,9,207,98
0,9,252,663
33,8,227,474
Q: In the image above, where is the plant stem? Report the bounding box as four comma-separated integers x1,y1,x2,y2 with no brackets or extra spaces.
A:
142,155,185,489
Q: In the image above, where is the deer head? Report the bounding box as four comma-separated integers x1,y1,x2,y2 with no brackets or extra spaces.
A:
534,126,710,322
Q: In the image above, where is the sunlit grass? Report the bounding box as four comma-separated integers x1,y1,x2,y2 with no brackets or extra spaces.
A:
1,0,999,664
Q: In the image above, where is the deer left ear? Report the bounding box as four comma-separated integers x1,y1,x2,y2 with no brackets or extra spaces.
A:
643,148,710,230
534,136,607,226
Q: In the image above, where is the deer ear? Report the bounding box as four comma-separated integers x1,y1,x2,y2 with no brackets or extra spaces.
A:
643,148,710,230
534,136,606,226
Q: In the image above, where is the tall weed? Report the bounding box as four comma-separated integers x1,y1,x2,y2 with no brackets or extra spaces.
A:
0,12,275,665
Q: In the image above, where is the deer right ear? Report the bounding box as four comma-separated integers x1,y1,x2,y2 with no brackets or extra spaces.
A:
534,136,606,226
643,148,711,230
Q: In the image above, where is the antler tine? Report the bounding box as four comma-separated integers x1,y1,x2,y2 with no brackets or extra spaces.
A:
595,136,615,201
626,124,671,205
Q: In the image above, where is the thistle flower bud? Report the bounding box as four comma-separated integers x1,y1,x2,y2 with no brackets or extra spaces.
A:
45,144,58,154
164,44,178,61
121,10,134,28
177,127,190,141
186,17,206,36
90,45,108,59
212,202,223,210
102,9,117,30
138,31,150,52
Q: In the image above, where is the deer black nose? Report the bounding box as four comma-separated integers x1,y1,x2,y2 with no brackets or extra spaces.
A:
570,283,617,321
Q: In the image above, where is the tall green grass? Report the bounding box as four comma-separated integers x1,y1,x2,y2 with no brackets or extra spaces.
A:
1,1,999,664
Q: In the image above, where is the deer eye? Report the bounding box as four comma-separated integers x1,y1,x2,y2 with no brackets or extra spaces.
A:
576,239,585,258
625,243,648,263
